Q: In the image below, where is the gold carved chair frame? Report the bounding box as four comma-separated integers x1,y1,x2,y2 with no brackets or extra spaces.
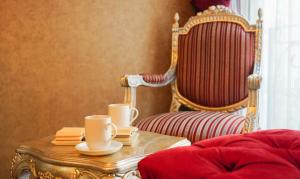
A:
121,5,263,133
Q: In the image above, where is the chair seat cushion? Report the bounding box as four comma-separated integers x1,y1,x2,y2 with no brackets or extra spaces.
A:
138,129,300,179
136,111,245,143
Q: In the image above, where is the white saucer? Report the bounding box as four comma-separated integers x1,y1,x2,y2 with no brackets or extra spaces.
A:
75,141,123,156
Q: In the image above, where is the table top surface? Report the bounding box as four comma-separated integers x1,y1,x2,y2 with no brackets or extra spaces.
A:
16,131,190,173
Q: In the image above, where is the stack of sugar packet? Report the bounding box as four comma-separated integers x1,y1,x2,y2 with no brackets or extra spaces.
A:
52,127,85,145
115,127,139,146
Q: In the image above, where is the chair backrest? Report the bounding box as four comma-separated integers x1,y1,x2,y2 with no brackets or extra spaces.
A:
170,6,262,112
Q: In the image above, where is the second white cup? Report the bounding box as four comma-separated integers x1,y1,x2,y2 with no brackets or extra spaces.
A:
108,104,139,128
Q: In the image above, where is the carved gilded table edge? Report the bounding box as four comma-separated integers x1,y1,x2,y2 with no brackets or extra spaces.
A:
11,138,190,179
10,147,144,179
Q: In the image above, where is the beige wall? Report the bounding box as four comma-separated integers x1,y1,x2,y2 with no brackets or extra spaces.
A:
0,0,193,177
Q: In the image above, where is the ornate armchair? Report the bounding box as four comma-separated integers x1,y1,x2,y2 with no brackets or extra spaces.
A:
120,5,263,143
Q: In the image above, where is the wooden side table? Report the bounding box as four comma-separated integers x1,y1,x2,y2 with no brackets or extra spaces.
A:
11,131,190,179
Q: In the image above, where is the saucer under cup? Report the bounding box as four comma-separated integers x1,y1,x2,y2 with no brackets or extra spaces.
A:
75,140,123,156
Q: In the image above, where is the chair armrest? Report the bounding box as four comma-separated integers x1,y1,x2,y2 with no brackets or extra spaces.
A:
120,70,176,108
140,74,166,84
120,70,175,88
248,74,262,90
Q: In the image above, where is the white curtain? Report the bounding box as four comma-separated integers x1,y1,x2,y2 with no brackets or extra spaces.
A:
231,0,300,130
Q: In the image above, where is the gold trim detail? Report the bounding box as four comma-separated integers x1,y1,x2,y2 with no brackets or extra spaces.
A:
38,171,62,179
11,152,63,179
73,169,112,179
243,112,255,133
180,5,256,35
11,152,111,179
170,81,181,112
173,82,248,112
11,152,38,179
11,152,23,178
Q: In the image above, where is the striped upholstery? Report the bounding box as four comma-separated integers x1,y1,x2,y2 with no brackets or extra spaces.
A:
141,74,165,84
136,111,245,143
177,22,255,107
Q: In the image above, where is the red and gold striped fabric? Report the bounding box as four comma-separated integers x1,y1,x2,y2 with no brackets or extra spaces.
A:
136,111,245,143
177,22,255,107
141,74,165,84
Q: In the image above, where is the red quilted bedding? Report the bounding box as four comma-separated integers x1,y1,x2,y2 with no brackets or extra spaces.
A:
138,129,300,179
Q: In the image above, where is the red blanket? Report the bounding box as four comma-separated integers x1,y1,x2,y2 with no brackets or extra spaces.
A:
138,129,300,179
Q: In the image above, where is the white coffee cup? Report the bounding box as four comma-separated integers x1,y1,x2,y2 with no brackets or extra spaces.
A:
84,115,117,150
108,104,139,128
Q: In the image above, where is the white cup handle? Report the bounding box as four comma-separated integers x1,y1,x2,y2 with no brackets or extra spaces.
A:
130,107,139,125
108,122,118,140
